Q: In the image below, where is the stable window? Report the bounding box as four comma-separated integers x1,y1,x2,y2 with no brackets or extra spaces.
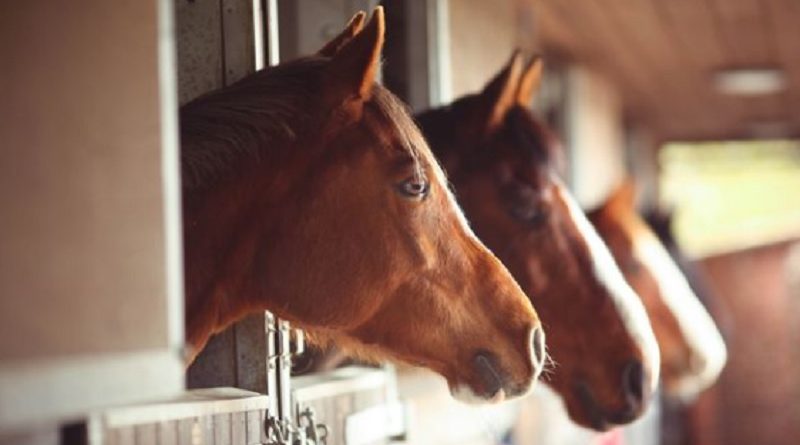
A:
659,139,800,257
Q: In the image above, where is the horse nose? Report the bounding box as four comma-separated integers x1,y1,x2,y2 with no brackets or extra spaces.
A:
622,360,647,409
530,325,546,376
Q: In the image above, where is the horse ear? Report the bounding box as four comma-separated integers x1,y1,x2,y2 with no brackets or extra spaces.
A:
517,56,543,106
608,179,638,210
323,7,384,103
477,51,524,135
317,11,367,57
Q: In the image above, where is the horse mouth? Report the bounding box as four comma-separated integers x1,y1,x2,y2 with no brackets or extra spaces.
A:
575,382,639,431
449,351,518,404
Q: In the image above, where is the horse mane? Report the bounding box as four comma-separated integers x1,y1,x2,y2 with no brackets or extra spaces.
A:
180,57,420,190
179,58,326,190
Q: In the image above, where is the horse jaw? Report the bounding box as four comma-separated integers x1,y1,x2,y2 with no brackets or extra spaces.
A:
556,182,662,394
632,231,728,399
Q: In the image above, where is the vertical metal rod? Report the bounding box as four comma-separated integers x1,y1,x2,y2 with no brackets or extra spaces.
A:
253,0,266,70
265,0,280,65
265,312,279,418
253,0,279,69
276,319,293,422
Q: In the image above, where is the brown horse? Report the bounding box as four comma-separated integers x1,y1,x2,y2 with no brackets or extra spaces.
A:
415,53,659,430
179,8,545,403
588,182,727,400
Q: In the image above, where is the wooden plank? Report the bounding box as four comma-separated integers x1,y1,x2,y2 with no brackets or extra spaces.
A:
200,417,214,445
114,428,136,445
653,0,727,68
99,388,267,427
245,410,263,444
762,0,800,133
601,0,719,137
175,418,194,445
156,421,179,445
709,0,774,65
213,414,231,445
535,0,800,140
134,424,157,445
221,0,256,84
230,412,247,445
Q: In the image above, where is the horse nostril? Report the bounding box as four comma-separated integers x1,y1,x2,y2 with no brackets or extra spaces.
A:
622,360,645,406
473,351,503,397
531,326,546,370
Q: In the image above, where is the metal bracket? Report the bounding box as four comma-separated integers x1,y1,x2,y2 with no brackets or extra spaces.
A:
263,314,326,445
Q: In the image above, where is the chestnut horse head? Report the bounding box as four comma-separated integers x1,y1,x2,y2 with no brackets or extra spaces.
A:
588,182,727,400
180,9,545,403
415,53,659,430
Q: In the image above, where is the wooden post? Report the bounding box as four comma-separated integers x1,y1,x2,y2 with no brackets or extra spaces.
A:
177,0,278,402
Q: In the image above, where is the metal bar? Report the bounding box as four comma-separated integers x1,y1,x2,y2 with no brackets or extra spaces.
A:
275,319,293,421
265,0,280,66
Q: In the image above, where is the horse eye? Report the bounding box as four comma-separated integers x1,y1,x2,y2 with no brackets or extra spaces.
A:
510,202,547,227
397,177,430,199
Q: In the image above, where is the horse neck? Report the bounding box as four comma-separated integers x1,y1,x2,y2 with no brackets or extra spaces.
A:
181,142,311,356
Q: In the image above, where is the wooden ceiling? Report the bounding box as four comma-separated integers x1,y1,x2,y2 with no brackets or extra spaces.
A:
533,0,800,141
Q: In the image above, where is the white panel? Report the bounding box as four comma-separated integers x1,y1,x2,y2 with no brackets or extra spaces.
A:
564,66,627,208
0,350,183,430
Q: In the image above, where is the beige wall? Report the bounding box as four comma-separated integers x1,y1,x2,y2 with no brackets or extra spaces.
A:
564,66,627,208
447,0,522,97
627,123,661,208
0,0,184,429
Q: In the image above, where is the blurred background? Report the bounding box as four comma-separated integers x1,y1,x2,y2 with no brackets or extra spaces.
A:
2,1,799,444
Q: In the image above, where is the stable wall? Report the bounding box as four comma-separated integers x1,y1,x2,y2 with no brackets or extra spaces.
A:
0,0,184,431
563,67,627,208
691,240,800,445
